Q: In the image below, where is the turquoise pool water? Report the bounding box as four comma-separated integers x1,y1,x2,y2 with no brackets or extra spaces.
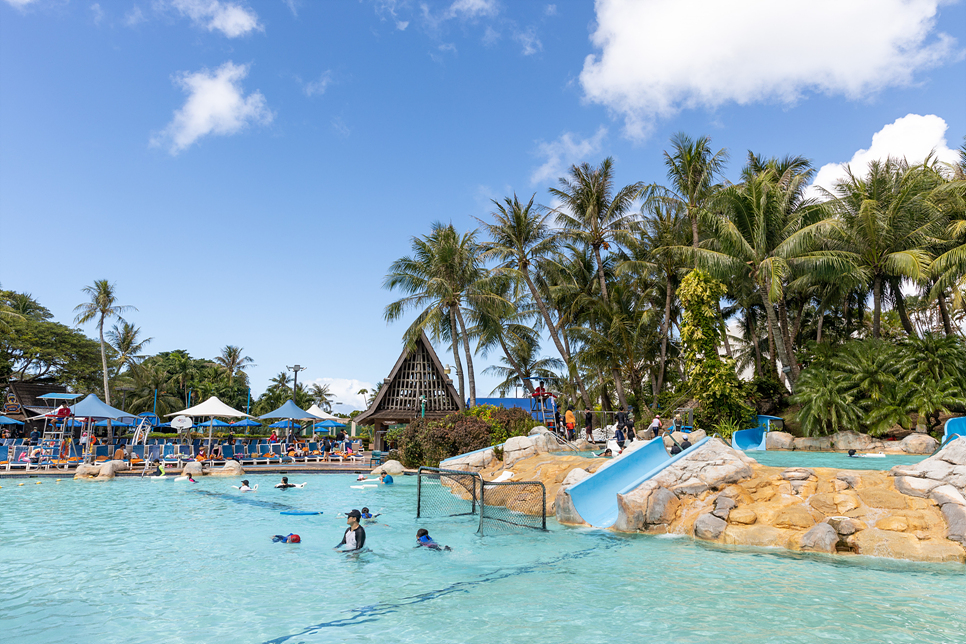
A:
2,473,963,644
746,450,926,471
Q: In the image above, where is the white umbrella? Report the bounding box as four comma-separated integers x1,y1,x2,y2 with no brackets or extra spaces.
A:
168,396,252,452
306,404,340,421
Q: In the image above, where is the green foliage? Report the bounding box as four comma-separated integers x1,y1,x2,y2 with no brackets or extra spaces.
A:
678,270,752,428
712,417,743,441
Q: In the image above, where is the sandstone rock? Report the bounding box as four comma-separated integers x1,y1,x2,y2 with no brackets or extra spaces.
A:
876,516,909,532
74,463,100,479
712,495,736,520
858,488,908,509
773,505,816,529
893,476,942,498
899,433,938,455
729,508,757,524
722,524,784,547
528,426,550,436
688,429,708,443
852,528,964,563
648,438,754,496
800,523,837,553
209,460,244,476
793,436,832,451
941,503,966,545
182,461,203,476
808,494,838,515
502,436,537,466
835,472,861,489
825,516,861,536
561,467,591,488
831,431,885,452
614,482,655,531
931,485,966,507
645,487,680,526
781,468,814,481
694,513,727,540
937,437,966,466
555,488,588,526
372,459,405,476
574,439,594,451
766,431,795,450
833,493,860,514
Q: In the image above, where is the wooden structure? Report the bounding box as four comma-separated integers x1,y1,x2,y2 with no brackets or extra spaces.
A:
354,333,463,451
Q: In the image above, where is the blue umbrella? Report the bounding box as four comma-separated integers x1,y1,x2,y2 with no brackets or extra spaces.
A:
197,418,232,427
268,420,299,429
0,416,24,426
315,419,347,428
230,419,262,427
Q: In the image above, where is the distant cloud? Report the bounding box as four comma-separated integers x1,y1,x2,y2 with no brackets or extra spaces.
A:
448,0,498,19
124,5,146,26
302,71,333,97
3,0,39,8
808,114,959,199
396,20,409,30
282,0,299,17
514,27,541,55
166,0,262,38
306,377,374,412
482,26,500,46
152,61,273,155
544,4,556,16
90,3,104,25
581,0,962,139
331,116,350,138
531,126,607,185
438,42,457,52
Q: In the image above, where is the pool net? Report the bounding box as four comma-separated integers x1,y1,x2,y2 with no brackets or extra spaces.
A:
415,467,547,534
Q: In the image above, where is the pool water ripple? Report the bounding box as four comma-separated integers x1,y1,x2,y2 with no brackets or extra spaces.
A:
1,473,963,644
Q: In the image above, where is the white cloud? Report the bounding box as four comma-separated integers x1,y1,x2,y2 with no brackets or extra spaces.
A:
125,5,146,26
4,0,39,8
482,25,500,46
544,4,556,16
531,126,607,184
167,0,262,38
580,0,961,139
809,113,959,198
331,116,351,138
396,20,409,30
282,0,299,17
514,27,541,55
448,0,498,19
302,70,332,97
152,61,273,155
438,42,457,52
90,3,104,24
306,377,375,412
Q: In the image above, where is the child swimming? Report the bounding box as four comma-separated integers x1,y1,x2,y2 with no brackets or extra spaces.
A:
416,528,450,551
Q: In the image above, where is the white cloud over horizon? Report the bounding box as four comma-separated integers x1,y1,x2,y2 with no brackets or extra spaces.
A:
152,61,274,155
302,71,333,97
306,377,375,411
531,126,607,184
167,0,262,38
3,0,38,7
808,113,959,198
581,0,962,139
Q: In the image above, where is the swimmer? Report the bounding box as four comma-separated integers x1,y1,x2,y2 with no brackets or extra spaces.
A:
157,462,166,477
188,474,196,483
335,510,366,551
848,449,858,457
234,479,258,492
357,474,367,481
275,476,299,489
360,507,381,519
595,448,613,457
416,528,451,551
272,533,301,543
380,472,394,485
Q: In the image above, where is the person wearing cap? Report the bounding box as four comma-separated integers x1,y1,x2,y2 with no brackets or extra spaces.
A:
272,533,301,543
335,510,366,551
648,415,662,439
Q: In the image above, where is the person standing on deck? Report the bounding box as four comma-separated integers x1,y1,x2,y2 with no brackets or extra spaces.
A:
565,407,576,442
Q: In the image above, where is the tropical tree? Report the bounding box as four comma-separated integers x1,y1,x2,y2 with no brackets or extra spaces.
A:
483,338,564,396
548,157,643,304
310,382,333,411
657,132,729,249
73,280,136,406
215,345,254,384
106,321,152,374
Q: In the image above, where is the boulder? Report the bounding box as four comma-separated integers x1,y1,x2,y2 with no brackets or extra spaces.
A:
941,504,966,545
562,467,591,488
503,436,537,467
649,438,754,496
645,487,680,526
936,437,966,467
800,523,838,553
528,426,551,436
826,516,862,536
614,482,655,532
554,467,593,526
722,524,784,547
858,488,908,510
729,507,757,524
182,461,204,477
851,528,964,563
209,460,244,477
93,460,130,480
793,436,832,451
781,468,814,481
766,431,795,450
693,513,727,540
531,432,556,454
893,476,941,498
372,459,405,476
773,505,815,529
931,485,966,508
687,429,708,443
831,431,885,452
74,463,100,479
574,439,594,451
899,433,938,455
712,495,736,520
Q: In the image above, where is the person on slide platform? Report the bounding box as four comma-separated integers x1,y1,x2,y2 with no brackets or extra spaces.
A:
416,528,451,551
335,510,366,551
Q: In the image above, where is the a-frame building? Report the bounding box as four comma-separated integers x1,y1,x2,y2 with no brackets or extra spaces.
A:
354,332,463,451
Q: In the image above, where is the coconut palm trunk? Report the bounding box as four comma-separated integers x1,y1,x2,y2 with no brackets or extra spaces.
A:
592,245,609,303
937,292,953,336
654,281,674,406
454,306,476,406
872,274,883,339
448,307,466,404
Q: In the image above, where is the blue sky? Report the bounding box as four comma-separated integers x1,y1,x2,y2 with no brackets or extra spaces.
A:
2,0,964,411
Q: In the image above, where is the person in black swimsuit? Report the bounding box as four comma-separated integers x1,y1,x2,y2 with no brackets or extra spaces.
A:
335,510,366,551
276,476,297,489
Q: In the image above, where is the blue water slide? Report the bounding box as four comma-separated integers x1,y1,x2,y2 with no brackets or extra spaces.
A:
943,417,966,446
567,437,710,528
731,415,783,451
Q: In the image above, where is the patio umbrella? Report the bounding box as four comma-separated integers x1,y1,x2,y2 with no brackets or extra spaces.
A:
312,419,347,435
68,394,136,443
230,418,262,435
168,396,252,452
0,415,24,426
268,420,299,429
259,399,321,438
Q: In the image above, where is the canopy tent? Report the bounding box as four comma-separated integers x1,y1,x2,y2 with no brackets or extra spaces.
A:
0,415,24,426
259,400,321,420
69,395,133,421
94,419,132,428
168,396,252,452
306,404,340,421
37,392,83,401
197,418,232,427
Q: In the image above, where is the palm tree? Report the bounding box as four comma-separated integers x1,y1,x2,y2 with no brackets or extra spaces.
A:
215,345,254,384
310,383,333,411
548,157,644,304
125,363,182,417
826,158,946,338
483,339,564,396
73,280,136,406
477,194,592,407
657,132,729,249
106,321,152,373
385,222,499,407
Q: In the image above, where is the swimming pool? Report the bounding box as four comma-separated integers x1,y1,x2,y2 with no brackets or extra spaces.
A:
745,450,926,471
2,473,963,644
